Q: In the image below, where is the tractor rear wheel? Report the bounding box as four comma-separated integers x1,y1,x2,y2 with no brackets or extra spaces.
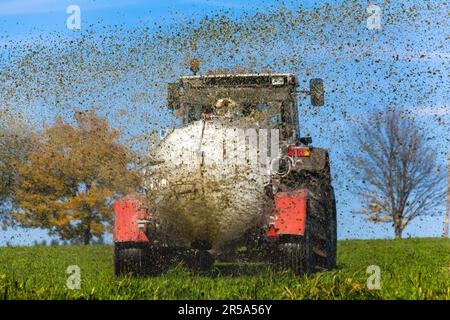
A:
274,181,337,274
114,242,155,276
303,182,337,272
276,233,313,275
185,249,214,273
327,187,337,269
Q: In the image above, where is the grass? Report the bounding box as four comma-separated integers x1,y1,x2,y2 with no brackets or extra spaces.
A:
0,238,448,299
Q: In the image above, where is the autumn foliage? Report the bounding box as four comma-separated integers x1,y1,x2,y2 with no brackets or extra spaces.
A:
13,111,140,244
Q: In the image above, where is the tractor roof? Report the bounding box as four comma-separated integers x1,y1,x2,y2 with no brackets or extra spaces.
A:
177,73,297,87
180,73,295,79
168,73,298,111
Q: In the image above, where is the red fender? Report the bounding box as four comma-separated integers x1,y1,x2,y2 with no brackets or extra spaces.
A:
267,189,307,238
114,195,151,243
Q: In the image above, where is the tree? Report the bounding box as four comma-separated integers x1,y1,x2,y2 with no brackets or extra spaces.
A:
351,108,445,239
445,154,449,238
0,110,35,228
12,110,140,244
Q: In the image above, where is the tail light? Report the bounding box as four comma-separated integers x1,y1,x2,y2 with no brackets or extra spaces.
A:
288,146,311,157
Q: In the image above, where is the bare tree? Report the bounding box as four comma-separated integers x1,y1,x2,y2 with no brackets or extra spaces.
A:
445,154,449,238
351,108,445,239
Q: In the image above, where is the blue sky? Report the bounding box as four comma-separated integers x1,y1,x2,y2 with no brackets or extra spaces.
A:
0,0,448,245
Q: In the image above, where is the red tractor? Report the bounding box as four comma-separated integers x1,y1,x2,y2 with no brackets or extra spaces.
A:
114,73,336,275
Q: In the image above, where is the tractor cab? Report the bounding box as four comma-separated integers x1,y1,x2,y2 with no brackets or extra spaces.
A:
167,74,323,141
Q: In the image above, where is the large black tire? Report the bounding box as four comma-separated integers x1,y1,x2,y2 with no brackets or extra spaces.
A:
304,182,337,272
276,231,313,275
274,177,337,274
185,249,214,273
114,242,157,276
327,187,337,269
114,243,215,276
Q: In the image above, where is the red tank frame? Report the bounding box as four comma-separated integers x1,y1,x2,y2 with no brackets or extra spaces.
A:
113,190,308,243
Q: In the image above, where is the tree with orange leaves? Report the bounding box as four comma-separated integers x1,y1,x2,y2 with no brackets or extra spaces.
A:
0,109,36,228
13,110,140,244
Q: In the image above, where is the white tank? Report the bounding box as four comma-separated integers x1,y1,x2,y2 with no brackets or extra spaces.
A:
143,119,275,249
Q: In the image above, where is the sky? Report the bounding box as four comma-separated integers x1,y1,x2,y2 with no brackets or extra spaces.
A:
0,0,448,245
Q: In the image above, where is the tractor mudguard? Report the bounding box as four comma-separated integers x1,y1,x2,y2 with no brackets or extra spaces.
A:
114,195,151,243
267,189,307,238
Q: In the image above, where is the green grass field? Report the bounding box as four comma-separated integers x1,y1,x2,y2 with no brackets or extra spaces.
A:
0,238,448,300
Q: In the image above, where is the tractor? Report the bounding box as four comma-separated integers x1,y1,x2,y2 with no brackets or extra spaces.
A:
113,73,337,275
